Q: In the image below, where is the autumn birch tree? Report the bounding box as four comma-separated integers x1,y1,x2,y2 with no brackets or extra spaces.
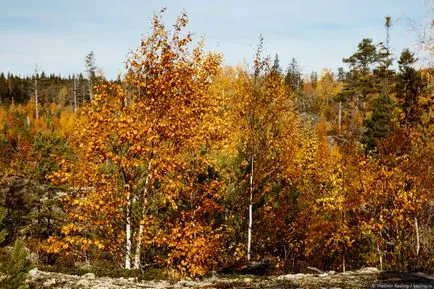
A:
231,37,296,261
46,9,222,272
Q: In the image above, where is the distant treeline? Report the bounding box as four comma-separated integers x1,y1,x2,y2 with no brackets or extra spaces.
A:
0,72,99,105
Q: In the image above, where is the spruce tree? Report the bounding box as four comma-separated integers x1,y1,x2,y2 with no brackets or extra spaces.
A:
272,53,282,75
396,49,423,124
285,58,303,92
363,92,394,152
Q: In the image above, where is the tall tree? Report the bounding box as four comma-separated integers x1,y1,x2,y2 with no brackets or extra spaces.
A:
374,16,395,96
230,37,297,261
385,16,392,53
85,51,96,102
32,66,40,120
339,38,395,145
342,38,378,112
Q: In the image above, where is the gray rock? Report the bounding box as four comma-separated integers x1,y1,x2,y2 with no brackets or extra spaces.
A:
28,268,39,277
277,273,309,280
83,273,96,279
356,267,380,274
307,266,324,274
415,272,434,281
243,277,252,283
42,278,57,287
26,267,431,289
77,278,90,287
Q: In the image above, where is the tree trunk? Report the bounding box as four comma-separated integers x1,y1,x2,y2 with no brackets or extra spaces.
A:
376,238,383,271
89,79,93,102
342,248,346,272
125,191,132,269
73,75,78,114
133,162,152,269
247,152,254,261
414,217,420,256
34,78,39,120
338,101,342,135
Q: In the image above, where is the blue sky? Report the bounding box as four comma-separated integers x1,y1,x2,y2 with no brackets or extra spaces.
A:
0,0,432,79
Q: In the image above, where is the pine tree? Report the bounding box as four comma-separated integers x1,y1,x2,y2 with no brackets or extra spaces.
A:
0,207,32,289
342,38,378,112
0,239,32,289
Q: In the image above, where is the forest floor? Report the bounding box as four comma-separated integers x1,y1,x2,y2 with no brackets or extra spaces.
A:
26,267,434,289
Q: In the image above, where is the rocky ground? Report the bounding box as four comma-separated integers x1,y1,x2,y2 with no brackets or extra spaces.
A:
26,267,434,289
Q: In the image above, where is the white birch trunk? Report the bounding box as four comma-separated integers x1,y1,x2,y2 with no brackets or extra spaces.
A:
376,239,383,270
125,191,132,269
89,79,93,102
133,162,152,269
34,78,39,120
132,214,142,269
342,251,346,272
415,217,420,256
247,153,254,261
